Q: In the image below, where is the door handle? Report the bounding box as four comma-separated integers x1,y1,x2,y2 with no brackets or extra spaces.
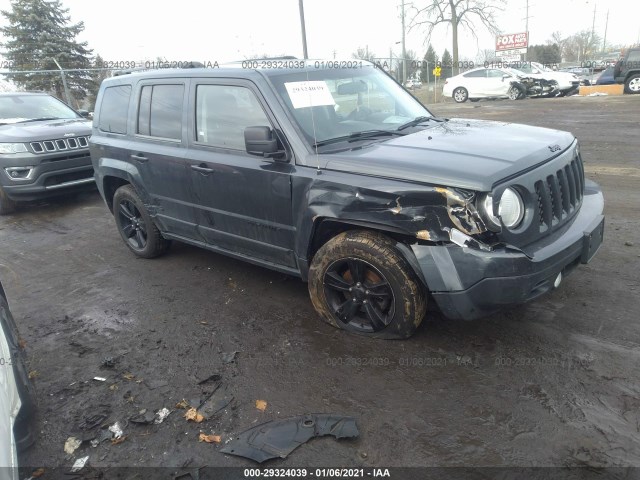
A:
191,164,214,174
130,154,148,162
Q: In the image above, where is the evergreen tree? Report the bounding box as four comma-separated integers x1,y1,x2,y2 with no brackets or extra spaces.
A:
86,54,111,109
441,49,453,79
0,0,93,101
420,44,438,83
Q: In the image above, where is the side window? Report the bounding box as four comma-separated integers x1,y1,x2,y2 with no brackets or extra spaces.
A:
463,69,486,78
137,84,184,140
487,69,506,78
627,51,640,64
195,85,271,150
99,85,131,134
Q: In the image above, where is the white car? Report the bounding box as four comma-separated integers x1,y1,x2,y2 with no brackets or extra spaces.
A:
442,67,521,103
509,62,580,95
0,280,35,479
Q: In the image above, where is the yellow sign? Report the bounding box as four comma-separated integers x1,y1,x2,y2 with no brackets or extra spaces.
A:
433,66,441,77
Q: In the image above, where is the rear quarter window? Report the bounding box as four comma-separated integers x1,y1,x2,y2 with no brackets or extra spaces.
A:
98,85,132,134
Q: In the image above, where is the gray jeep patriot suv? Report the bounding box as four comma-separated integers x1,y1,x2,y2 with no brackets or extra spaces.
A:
0,92,93,214
90,61,604,339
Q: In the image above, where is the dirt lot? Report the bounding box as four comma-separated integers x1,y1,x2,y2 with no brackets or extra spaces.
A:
3,95,639,475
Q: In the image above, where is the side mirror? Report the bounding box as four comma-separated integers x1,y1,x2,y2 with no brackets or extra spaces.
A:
245,126,285,160
77,109,92,118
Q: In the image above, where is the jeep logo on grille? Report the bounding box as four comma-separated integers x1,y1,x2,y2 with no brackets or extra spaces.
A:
548,144,561,152
63,133,76,137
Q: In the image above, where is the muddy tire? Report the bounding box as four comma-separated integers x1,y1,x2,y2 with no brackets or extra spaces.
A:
0,186,17,215
453,87,468,103
624,74,640,94
113,184,170,258
308,230,427,339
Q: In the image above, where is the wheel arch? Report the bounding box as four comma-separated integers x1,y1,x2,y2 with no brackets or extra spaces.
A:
102,175,131,214
306,218,429,288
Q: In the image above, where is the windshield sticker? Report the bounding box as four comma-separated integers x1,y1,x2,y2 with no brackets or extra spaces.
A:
285,81,335,109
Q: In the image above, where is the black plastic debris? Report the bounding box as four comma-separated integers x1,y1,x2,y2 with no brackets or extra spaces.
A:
220,414,359,463
197,373,222,385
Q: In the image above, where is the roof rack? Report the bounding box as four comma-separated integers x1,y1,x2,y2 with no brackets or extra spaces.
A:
113,61,205,76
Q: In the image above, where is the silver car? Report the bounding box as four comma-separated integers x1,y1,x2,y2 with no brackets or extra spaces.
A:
0,279,35,479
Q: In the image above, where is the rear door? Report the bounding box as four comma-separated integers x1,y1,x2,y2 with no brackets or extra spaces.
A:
131,81,198,239
184,79,297,269
461,69,488,97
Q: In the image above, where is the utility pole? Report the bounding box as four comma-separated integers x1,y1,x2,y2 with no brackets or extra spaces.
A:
589,3,596,59
298,0,308,59
522,0,534,61
401,0,407,85
52,58,72,106
602,9,609,53
524,0,529,61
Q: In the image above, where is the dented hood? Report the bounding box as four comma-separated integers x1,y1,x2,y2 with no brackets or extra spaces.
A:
322,119,575,192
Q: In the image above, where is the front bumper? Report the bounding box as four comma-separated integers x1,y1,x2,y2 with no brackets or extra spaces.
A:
0,151,94,201
411,179,604,320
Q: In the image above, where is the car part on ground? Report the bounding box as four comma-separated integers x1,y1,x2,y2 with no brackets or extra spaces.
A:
220,414,359,463
0,93,94,215
90,61,605,339
0,279,36,476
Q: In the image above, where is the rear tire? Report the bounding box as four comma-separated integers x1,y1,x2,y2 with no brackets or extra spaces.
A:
625,74,640,94
113,184,170,258
0,187,17,215
308,230,427,339
452,87,468,103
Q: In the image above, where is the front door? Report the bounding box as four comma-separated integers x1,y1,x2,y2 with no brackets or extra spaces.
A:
184,80,297,269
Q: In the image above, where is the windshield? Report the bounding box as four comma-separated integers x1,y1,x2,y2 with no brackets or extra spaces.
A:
266,65,432,148
0,94,80,123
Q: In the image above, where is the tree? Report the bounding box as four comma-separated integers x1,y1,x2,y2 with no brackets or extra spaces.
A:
527,44,561,65
86,54,111,110
564,30,601,62
441,49,453,79
0,0,93,101
410,0,504,76
421,44,438,82
352,47,376,63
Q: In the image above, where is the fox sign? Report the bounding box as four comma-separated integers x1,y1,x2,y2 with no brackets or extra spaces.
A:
495,32,528,51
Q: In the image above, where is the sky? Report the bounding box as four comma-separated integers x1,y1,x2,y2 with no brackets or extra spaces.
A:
0,0,638,66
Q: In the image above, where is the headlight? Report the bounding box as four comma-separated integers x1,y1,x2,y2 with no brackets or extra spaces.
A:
0,143,28,154
482,187,525,230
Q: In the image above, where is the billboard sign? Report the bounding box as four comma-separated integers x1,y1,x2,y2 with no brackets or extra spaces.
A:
496,32,528,52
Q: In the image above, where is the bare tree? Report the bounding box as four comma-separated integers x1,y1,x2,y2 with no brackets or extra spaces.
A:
409,0,505,75
563,30,601,62
352,47,376,63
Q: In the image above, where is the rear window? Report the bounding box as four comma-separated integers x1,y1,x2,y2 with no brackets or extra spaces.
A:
98,85,131,134
137,84,184,140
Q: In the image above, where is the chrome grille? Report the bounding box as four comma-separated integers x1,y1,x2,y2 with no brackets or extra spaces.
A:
535,153,584,231
30,136,90,154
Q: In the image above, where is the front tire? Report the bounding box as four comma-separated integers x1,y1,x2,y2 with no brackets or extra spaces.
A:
0,187,17,215
308,230,427,339
452,87,468,103
625,74,640,94
112,184,170,258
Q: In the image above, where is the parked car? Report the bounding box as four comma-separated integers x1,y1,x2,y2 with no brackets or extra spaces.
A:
613,47,640,93
0,92,93,215
0,279,35,478
508,62,581,95
90,61,604,339
596,66,616,85
442,67,521,102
